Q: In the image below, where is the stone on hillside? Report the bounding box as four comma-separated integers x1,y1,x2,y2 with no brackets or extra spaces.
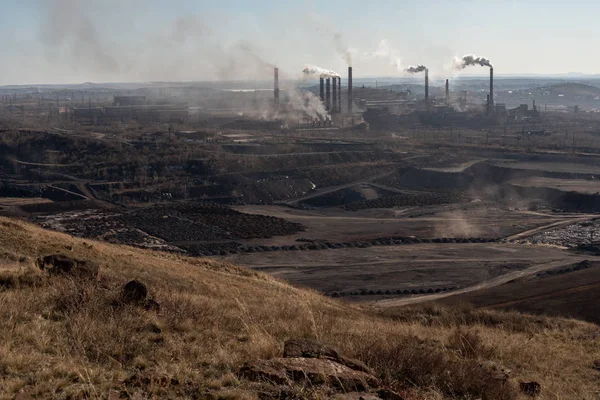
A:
283,338,374,375
333,393,383,400
36,254,99,279
240,357,379,391
480,360,511,381
122,280,148,303
144,298,161,312
519,381,541,397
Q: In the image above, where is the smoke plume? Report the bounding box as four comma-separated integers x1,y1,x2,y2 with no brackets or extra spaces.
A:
453,54,493,69
39,0,120,76
405,65,427,74
333,33,352,66
363,40,403,71
284,89,329,120
302,64,341,79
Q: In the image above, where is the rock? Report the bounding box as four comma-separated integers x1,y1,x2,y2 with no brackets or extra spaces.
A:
519,381,541,397
333,393,383,400
377,389,405,400
480,360,511,381
122,280,148,303
144,298,161,312
36,254,99,279
240,357,379,391
283,338,374,375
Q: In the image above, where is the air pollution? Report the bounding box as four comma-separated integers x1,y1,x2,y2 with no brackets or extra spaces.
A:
365,40,403,71
333,33,352,66
405,65,427,73
454,54,493,69
302,65,341,79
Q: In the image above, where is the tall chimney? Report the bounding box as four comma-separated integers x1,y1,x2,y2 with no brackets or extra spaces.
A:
489,67,494,107
326,78,331,111
338,77,342,114
274,67,280,110
320,77,325,102
348,67,353,114
445,79,450,104
332,75,337,113
425,69,429,102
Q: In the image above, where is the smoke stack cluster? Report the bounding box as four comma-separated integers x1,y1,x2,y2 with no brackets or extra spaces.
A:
348,66,353,114
274,68,280,110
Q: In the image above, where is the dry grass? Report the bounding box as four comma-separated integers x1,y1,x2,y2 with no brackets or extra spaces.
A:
0,217,598,399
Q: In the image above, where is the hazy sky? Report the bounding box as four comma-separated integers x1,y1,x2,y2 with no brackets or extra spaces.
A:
1,0,599,85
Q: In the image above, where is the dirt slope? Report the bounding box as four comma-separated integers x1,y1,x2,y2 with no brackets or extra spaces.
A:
0,217,598,399
440,261,600,324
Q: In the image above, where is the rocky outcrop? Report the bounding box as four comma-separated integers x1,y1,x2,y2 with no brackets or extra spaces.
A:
122,280,148,303
121,280,160,311
240,338,405,399
240,357,378,391
36,254,99,279
519,381,541,397
283,338,374,375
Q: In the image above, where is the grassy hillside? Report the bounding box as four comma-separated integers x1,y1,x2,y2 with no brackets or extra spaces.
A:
0,217,599,399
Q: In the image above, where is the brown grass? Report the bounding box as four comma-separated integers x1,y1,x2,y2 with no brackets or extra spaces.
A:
0,216,599,399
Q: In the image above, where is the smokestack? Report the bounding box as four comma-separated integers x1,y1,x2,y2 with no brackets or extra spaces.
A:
486,94,490,115
338,77,342,114
274,68,280,110
425,69,429,102
489,67,494,107
332,75,337,113
348,67,353,114
320,78,325,102
445,79,450,104
326,78,331,111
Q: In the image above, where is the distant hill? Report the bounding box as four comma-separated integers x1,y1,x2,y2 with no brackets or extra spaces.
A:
538,82,600,97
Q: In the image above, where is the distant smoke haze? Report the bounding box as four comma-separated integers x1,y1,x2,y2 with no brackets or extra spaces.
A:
454,54,493,69
2,2,439,85
39,0,120,76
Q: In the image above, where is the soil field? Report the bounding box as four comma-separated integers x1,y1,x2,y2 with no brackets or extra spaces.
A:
509,176,600,194
223,243,581,298
492,160,600,175
0,197,53,206
439,260,600,324
34,203,305,249
233,204,577,245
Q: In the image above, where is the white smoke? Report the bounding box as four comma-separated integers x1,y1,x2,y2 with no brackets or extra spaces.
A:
333,33,352,66
405,65,427,74
302,64,341,79
358,40,403,71
284,89,329,120
453,54,493,69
